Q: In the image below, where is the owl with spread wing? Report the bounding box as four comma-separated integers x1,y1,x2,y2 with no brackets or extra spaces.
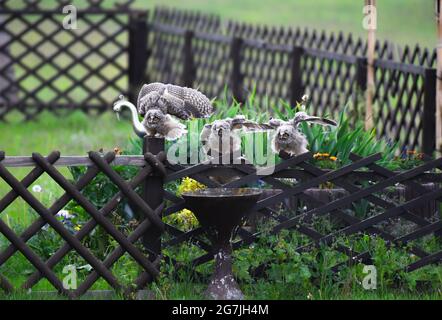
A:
200,115,271,157
137,82,214,140
265,112,337,156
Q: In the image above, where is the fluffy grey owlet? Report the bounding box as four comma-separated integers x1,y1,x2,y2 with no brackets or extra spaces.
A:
137,82,214,140
266,112,337,156
200,115,271,185
200,115,271,157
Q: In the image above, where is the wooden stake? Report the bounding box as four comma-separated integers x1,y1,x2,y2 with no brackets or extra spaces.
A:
436,0,442,152
364,0,376,130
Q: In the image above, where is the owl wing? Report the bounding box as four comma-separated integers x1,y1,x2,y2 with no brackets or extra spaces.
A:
163,115,188,141
229,116,274,132
263,118,287,129
293,111,337,126
137,83,214,119
235,122,274,132
301,117,337,126
137,82,167,115
163,84,214,119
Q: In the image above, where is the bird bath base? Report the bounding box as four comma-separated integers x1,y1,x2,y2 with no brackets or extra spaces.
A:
182,188,263,300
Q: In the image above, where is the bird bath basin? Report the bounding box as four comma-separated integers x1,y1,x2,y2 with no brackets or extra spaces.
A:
181,188,262,300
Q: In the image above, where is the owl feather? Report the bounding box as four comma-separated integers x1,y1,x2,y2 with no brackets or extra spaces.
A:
136,82,214,140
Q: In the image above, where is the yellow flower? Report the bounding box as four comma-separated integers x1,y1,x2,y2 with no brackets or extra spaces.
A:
321,153,330,157
329,156,337,161
164,209,199,231
74,225,81,231
313,153,322,159
167,178,206,231
177,177,206,195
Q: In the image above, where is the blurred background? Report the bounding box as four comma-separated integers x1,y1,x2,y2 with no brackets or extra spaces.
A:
142,0,434,47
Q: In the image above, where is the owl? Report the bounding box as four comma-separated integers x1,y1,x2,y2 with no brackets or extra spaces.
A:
199,115,269,184
200,115,271,157
266,112,337,156
137,82,214,140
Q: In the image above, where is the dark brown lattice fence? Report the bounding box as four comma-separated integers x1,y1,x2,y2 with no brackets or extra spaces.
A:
0,0,147,121
1,137,442,297
0,144,165,298
148,7,437,154
157,139,442,281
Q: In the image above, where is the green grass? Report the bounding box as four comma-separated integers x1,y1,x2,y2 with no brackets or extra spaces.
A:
138,0,434,48
0,111,132,155
1,285,441,300
0,111,132,226
10,0,434,48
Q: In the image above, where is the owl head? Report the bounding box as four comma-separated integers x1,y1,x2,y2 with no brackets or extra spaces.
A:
211,119,232,137
275,124,298,143
142,109,166,129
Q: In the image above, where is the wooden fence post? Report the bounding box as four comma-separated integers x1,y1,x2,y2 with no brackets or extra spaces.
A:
182,30,196,87
0,15,18,116
436,0,442,153
142,137,165,260
230,37,244,104
355,57,368,120
128,11,148,102
289,46,304,107
364,0,376,130
423,68,437,156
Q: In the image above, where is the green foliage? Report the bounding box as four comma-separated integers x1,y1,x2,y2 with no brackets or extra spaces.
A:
301,107,399,169
129,92,411,171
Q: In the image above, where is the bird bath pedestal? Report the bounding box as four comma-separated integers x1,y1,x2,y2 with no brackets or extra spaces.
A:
181,188,262,300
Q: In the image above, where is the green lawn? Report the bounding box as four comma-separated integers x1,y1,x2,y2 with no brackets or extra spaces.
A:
138,0,434,48
0,111,132,228
0,111,132,156
11,0,434,48
0,285,441,300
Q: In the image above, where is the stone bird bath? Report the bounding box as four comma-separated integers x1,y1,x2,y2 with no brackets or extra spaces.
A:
181,188,263,300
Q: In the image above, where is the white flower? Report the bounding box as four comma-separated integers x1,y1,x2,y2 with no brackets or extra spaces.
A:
32,185,42,193
56,210,74,219
302,94,309,102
